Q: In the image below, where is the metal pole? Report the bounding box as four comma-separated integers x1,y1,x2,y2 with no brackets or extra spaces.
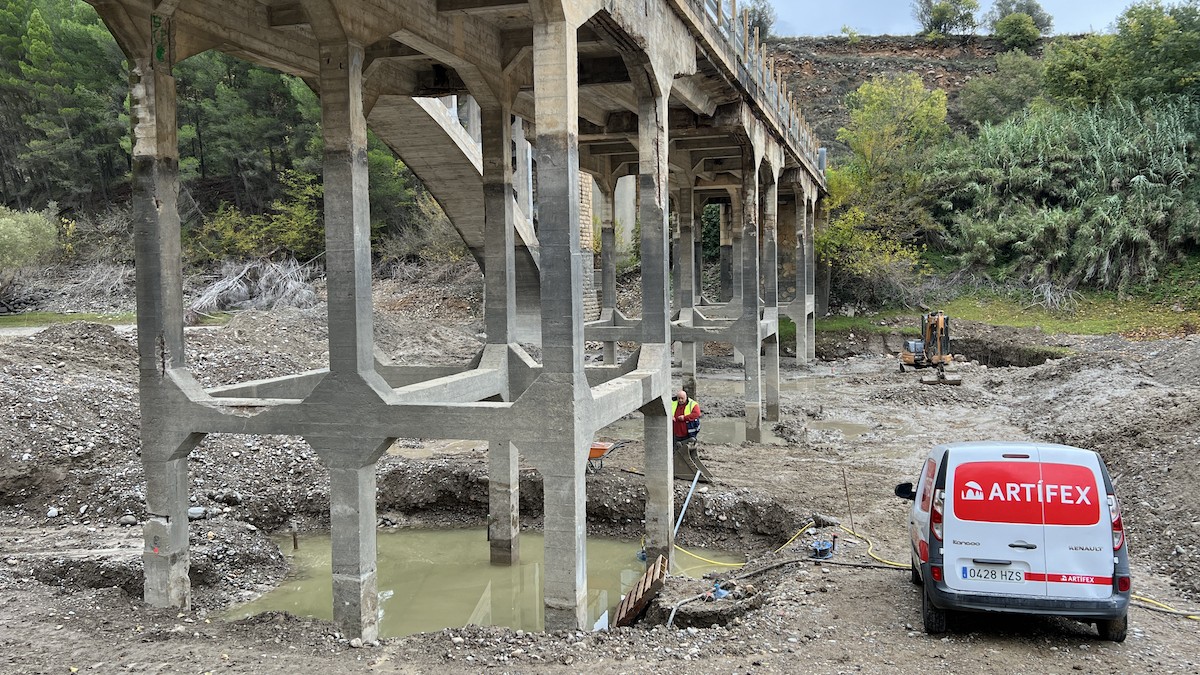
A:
674,470,703,538
841,467,856,536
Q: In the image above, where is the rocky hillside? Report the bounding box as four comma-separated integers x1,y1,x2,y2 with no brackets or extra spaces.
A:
772,35,1048,155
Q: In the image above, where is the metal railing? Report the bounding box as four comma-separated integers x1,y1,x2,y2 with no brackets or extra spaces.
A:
689,0,819,169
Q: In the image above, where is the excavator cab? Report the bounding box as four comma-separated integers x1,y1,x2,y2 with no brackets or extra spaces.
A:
899,311,961,385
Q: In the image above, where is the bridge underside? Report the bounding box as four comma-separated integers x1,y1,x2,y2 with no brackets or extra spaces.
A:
89,0,825,637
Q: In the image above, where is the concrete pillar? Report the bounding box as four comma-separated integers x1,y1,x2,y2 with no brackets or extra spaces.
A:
678,187,698,397
730,191,745,366
635,86,674,567
670,205,680,315
808,199,820,361
642,400,672,563
762,179,780,422
481,102,519,563
599,182,617,365
694,207,704,304
128,14,194,610
792,193,808,365
326,457,380,641
488,441,520,564
513,117,534,221
615,174,637,256
741,155,763,441
481,104,516,346
730,193,744,308
312,38,385,641
718,203,733,302
678,188,696,313
532,18,590,631
460,95,482,144
319,41,374,375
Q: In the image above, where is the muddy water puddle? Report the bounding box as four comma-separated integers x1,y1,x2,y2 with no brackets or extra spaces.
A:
227,528,741,636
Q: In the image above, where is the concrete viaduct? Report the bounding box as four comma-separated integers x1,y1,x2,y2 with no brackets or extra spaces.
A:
86,0,827,639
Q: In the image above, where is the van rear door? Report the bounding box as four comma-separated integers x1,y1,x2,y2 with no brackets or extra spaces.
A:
943,447,1047,597
1037,445,1112,600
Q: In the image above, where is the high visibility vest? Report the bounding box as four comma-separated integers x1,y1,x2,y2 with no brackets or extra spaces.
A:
671,399,701,438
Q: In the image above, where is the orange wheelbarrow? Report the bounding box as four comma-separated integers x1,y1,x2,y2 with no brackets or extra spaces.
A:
587,440,628,473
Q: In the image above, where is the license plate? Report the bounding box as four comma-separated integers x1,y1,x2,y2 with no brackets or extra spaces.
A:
962,566,1024,583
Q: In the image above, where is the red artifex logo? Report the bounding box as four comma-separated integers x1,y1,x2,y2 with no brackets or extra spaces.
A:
953,462,1101,526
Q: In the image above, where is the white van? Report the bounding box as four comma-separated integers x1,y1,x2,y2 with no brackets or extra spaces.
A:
896,441,1131,641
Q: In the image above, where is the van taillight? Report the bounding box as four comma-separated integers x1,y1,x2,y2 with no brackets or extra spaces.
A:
1117,575,1131,593
931,565,943,582
931,489,945,541
1108,494,1125,551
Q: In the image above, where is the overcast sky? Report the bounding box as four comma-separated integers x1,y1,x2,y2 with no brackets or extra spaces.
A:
772,0,1135,36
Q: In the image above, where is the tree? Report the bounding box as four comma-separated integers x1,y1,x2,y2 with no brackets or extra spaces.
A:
1043,1,1200,106
0,204,58,310
817,74,951,305
985,0,1053,34
838,73,950,180
960,49,1045,126
1042,34,1118,105
1112,0,1200,101
746,0,776,40
995,12,1041,50
912,0,980,36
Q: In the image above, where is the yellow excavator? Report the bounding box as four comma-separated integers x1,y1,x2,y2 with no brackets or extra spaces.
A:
899,310,961,385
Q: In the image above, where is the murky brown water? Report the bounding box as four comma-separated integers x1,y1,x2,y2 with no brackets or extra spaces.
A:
226,528,742,636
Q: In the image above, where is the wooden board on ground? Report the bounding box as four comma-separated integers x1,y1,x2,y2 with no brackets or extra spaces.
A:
613,554,668,628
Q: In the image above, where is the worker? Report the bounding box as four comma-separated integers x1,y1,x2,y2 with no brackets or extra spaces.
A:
671,389,702,452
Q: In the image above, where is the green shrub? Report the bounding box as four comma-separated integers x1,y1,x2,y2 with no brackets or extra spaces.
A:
995,12,1040,51
960,50,1045,127
985,0,1054,33
0,206,58,270
927,96,1200,291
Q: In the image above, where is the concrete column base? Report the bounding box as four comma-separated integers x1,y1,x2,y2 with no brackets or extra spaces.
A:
642,400,673,568
326,462,381,641
142,529,190,608
332,571,379,640
765,336,780,421
807,309,817,362
489,440,520,565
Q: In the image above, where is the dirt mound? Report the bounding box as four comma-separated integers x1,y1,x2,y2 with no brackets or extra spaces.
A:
1006,351,1200,600
1,321,138,374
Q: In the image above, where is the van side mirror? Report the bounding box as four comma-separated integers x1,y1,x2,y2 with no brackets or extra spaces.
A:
895,482,917,501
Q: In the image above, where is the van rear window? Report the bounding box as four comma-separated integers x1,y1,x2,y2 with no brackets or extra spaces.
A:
952,461,1101,526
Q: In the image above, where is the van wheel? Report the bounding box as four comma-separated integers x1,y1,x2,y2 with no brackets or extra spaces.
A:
922,588,948,634
1098,615,1128,642
910,555,922,585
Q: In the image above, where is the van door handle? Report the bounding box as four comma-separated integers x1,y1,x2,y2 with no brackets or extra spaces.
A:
1008,541,1038,550
972,559,1012,565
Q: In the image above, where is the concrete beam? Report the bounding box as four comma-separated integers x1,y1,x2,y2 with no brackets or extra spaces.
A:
439,0,527,11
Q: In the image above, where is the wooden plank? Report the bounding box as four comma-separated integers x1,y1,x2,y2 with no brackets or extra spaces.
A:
613,554,668,627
